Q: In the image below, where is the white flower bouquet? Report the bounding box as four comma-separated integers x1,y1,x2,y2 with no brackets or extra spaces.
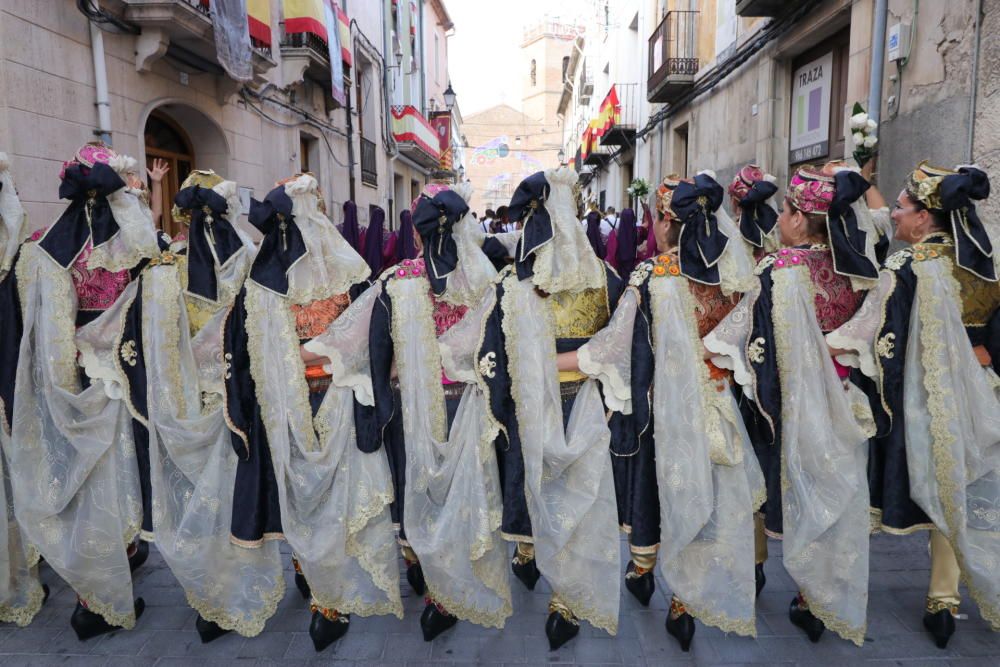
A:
849,102,878,168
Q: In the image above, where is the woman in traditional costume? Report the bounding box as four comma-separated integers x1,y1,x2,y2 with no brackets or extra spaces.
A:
0,152,48,627
7,141,161,639
728,164,780,261
224,174,402,652
566,171,764,651
704,164,879,646
827,162,1000,648
438,167,624,650
305,181,514,642
76,168,287,643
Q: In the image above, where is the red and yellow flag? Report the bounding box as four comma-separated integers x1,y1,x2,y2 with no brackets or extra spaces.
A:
247,0,272,46
592,85,621,137
283,0,327,41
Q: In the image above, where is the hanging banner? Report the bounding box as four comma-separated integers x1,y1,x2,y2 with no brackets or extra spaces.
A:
282,0,326,40
789,51,833,164
323,0,346,106
209,0,253,82
247,0,272,46
430,112,453,170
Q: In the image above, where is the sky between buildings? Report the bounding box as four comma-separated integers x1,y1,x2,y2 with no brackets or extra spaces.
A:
448,0,591,115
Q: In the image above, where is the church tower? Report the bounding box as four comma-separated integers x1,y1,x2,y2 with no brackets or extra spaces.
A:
520,20,578,124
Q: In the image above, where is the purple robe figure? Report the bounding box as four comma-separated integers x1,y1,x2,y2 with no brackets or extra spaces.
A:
397,209,418,261
614,207,639,276
340,200,362,252
585,210,605,259
363,204,386,275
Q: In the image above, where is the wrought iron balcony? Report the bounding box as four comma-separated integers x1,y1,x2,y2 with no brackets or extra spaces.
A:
115,0,275,84
279,28,335,92
583,144,612,167
647,10,699,104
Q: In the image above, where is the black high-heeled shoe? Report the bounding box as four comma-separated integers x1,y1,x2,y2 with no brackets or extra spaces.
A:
923,607,956,649
406,561,426,596
789,595,824,642
511,547,540,591
665,611,695,652
420,601,457,641
128,540,149,573
70,598,146,641
294,572,311,600
624,560,655,606
195,614,231,643
544,610,579,650
755,562,766,598
309,608,350,652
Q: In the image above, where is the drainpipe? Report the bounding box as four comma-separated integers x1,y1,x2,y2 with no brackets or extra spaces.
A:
345,6,356,202
89,17,113,145
867,0,889,126
967,0,983,162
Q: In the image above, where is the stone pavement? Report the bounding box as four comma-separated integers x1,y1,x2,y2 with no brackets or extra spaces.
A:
1,533,998,666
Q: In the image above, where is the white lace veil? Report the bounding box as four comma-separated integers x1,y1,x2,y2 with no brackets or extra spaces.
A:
283,174,371,304
438,181,499,307
0,153,26,277
526,166,605,295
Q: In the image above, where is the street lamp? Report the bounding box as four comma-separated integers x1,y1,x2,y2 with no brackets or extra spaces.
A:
443,82,456,111
557,148,565,164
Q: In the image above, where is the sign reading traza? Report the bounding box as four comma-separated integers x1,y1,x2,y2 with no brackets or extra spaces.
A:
789,51,833,164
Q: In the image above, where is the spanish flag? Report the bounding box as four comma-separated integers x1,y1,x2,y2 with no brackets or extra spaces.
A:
283,0,350,66
283,0,327,41
593,85,621,137
247,0,272,46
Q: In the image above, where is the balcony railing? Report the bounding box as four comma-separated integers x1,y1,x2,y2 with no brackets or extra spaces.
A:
281,30,329,57
647,10,699,104
736,0,802,16
360,137,378,187
599,83,639,147
121,0,275,81
583,144,612,167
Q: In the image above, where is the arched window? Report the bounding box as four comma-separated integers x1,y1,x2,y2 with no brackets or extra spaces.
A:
530,59,536,87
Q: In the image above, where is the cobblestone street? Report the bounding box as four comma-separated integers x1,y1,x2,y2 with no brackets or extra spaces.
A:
0,533,997,666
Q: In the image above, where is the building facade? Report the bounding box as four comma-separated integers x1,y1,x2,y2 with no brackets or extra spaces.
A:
0,0,462,237
561,0,997,239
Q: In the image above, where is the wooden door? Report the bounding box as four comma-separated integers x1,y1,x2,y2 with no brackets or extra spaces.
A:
144,111,195,239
